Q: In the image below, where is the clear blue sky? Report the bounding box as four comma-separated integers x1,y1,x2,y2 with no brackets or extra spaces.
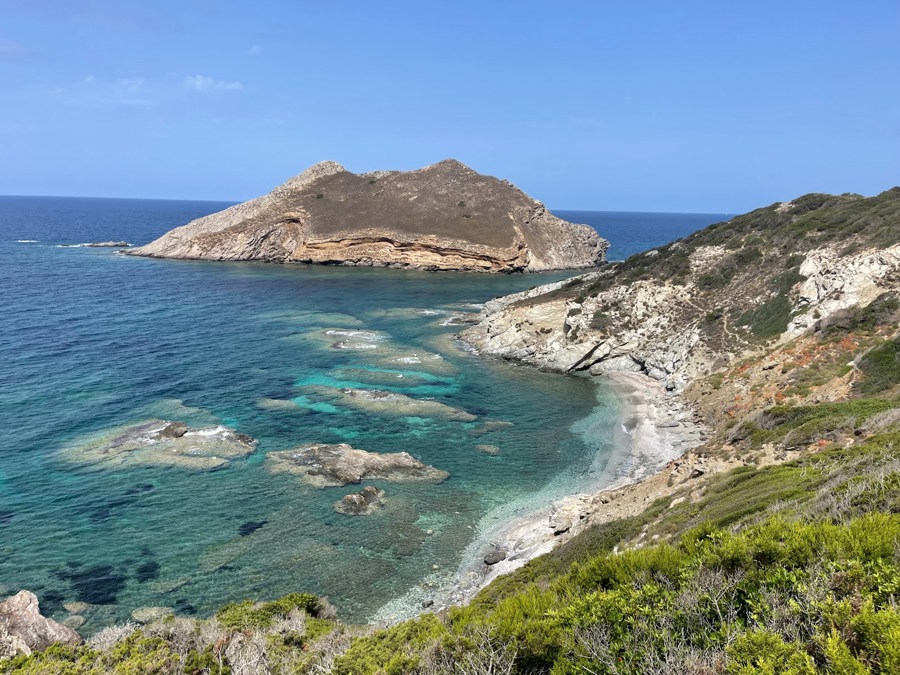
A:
1,1,898,212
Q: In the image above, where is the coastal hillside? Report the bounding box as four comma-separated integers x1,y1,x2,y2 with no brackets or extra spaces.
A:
4,190,900,673
126,160,608,272
462,187,900,387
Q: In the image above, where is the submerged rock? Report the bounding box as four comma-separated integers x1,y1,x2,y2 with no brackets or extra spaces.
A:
126,159,607,272
338,389,477,421
62,420,257,471
238,521,267,536
130,606,172,624
0,590,82,658
255,397,303,411
334,486,386,515
267,443,449,487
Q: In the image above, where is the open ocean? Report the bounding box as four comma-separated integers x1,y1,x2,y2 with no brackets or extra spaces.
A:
0,197,729,631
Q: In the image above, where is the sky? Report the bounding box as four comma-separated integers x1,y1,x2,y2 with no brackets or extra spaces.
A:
0,1,898,212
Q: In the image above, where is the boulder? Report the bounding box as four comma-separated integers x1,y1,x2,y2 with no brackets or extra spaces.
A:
0,591,82,658
483,549,508,565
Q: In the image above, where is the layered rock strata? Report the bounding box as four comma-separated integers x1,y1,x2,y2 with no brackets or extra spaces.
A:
126,160,608,272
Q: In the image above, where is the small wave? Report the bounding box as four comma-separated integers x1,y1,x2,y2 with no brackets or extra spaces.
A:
183,425,233,439
325,329,387,340
15,239,39,243
332,341,379,350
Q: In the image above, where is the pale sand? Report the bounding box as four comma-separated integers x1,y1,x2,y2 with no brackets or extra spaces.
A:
372,371,710,624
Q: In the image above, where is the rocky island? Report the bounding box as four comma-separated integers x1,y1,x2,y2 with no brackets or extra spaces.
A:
125,160,608,272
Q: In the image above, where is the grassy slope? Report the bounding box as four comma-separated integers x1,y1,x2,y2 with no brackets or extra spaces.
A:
5,191,900,674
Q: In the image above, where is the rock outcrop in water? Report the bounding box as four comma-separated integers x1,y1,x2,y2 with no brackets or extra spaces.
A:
63,420,257,471
334,486,387,515
126,160,608,272
266,443,448,487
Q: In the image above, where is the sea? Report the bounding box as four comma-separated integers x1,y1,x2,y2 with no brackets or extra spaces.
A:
0,197,729,632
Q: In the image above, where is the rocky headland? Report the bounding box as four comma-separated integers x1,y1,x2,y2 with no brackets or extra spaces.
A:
125,159,608,272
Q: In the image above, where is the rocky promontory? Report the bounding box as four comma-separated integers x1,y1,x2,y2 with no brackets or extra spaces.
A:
126,160,608,272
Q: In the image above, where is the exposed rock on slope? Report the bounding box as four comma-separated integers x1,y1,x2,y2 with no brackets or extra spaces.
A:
127,160,608,272
462,188,900,389
0,591,81,658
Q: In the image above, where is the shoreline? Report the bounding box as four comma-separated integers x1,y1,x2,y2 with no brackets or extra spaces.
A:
372,370,709,624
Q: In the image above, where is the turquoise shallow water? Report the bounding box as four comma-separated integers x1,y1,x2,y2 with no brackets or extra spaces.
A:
0,197,723,632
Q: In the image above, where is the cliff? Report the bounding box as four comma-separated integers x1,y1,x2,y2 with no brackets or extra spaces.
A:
126,160,608,272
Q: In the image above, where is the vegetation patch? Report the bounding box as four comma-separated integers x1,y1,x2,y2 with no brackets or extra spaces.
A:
858,337,900,395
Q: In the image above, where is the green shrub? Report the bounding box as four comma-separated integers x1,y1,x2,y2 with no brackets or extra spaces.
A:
216,592,322,629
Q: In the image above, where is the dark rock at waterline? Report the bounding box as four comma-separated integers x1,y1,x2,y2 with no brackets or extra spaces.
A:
135,561,160,582
155,421,188,438
484,549,507,566
238,520,267,536
334,486,386,515
55,564,127,605
0,590,82,657
86,241,131,248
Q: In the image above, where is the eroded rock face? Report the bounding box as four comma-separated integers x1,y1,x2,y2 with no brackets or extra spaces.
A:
126,160,608,272
267,443,448,487
0,591,82,658
62,420,257,471
462,241,900,391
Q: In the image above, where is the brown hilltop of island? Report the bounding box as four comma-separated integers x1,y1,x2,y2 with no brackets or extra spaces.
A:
125,159,608,272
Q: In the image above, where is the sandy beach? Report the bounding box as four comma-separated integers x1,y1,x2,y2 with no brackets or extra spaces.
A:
373,370,710,623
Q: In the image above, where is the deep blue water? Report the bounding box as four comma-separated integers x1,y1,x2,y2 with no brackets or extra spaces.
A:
0,197,723,631
557,209,731,261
